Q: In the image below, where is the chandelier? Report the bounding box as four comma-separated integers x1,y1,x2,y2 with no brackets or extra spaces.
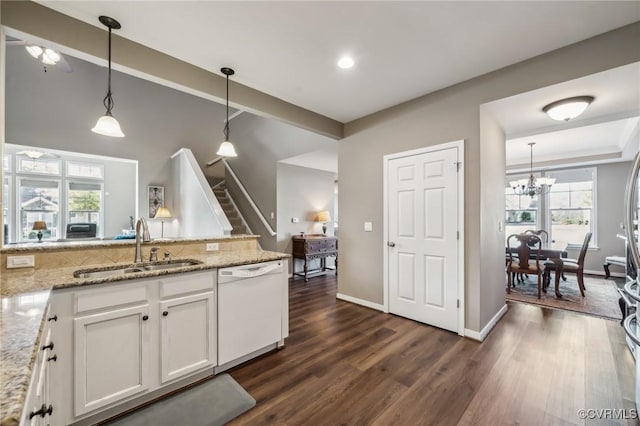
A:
510,142,555,197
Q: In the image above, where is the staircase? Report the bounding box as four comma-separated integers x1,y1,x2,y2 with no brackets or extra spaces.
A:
213,183,249,235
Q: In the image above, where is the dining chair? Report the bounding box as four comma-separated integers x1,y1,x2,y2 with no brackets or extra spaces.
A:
543,232,592,297
506,233,544,298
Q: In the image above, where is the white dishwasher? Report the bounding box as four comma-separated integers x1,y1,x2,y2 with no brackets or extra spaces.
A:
217,260,288,369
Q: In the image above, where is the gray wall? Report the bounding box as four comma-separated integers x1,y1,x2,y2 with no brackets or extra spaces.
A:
5,45,230,220
571,161,630,273
276,162,335,273
224,112,336,250
340,23,640,333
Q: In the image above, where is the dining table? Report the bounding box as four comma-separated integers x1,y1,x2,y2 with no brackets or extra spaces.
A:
506,240,569,298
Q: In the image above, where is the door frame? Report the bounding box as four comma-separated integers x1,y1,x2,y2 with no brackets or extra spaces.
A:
383,139,465,336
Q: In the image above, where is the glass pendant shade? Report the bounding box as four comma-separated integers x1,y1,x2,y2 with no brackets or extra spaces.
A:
25,45,43,58
216,141,237,157
92,114,125,138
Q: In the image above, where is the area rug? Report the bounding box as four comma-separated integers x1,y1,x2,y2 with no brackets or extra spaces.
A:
505,275,623,321
106,374,256,426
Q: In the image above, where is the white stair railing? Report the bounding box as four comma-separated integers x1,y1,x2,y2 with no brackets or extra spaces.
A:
172,149,232,236
207,157,276,237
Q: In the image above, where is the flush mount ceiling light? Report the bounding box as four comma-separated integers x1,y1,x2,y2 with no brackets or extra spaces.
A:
542,96,594,122
337,56,355,69
216,67,238,157
91,15,125,138
509,142,555,198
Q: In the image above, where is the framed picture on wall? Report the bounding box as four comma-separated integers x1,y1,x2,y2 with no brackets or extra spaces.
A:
148,186,164,218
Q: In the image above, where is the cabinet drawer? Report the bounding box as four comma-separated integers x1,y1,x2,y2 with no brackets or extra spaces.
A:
75,283,148,314
159,270,215,299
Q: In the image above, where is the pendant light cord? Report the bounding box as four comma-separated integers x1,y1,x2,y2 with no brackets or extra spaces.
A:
223,73,230,141
103,26,115,115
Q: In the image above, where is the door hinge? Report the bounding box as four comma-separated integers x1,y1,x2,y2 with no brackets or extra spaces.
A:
457,299,460,308
454,161,461,172
457,231,460,240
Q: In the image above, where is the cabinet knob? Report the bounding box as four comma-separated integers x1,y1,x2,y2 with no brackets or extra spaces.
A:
47,354,57,362
142,315,149,321
41,342,54,351
162,311,168,317
47,315,57,322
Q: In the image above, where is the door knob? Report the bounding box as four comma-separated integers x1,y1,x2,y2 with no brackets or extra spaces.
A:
387,242,396,247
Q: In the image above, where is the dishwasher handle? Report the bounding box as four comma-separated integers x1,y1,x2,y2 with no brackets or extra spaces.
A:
219,262,282,279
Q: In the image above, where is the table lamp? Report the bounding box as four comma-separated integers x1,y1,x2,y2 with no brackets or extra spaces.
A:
315,211,331,235
154,206,172,239
32,221,47,242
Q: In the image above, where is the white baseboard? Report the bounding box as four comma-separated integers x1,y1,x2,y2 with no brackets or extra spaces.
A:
465,304,508,342
336,293,385,312
584,269,625,278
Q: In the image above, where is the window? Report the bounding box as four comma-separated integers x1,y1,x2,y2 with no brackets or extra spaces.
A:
67,161,104,179
505,189,538,239
505,167,596,248
68,182,102,227
547,168,595,247
19,178,60,241
17,157,61,175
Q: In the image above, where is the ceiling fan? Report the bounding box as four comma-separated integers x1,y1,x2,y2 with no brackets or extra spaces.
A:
6,38,73,73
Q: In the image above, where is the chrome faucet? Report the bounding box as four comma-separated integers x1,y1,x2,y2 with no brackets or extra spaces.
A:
134,216,151,263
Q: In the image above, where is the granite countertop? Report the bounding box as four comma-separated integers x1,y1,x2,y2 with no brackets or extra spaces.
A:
0,249,289,426
0,234,258,254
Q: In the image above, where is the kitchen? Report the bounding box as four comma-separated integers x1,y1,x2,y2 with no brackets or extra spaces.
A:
2,2,640,425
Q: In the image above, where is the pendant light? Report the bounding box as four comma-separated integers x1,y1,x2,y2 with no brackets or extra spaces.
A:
91,16,125,138
216,67,238,157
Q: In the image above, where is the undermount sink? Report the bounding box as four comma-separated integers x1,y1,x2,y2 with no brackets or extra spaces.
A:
73,259,203,279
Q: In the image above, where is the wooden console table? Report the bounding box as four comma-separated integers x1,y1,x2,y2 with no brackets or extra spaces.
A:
292,234,338,282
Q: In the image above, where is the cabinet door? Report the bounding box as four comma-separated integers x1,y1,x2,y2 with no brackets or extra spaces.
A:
160,291,216,383
74,304,150,416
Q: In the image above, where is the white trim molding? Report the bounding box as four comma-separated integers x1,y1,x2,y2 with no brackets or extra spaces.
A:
465,304,508,342
336,293,385,312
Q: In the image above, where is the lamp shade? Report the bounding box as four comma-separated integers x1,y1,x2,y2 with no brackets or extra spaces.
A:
315,211,331,222
32,221,47,231
154,207,172,219
216,141,237,157
542,96,594,121
92,114,125,137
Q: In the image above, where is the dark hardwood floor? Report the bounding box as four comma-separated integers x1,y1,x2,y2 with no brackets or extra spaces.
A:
227,275,636,425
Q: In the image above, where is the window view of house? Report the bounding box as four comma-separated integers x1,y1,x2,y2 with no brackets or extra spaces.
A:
4,150,109,242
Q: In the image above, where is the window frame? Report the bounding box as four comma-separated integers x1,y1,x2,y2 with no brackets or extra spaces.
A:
506,166,597,249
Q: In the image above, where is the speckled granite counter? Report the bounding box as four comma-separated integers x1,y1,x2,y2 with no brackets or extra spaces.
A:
0,249,289,426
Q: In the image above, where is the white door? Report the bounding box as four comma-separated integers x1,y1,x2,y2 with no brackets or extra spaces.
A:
160,291,216,384
387,145,460,332
73,304,150,416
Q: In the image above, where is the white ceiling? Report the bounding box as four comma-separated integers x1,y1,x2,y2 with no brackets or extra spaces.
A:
485,62,640,171
279,147,339,174
37,1,640,123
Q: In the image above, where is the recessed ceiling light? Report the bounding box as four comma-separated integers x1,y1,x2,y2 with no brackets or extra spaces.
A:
337,56,355,69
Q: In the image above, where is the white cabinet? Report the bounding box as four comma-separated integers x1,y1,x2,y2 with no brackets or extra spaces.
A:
158,271,217,384
21,305,57,426
47,269,216,425
73,303,151,416
160,291,215,383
